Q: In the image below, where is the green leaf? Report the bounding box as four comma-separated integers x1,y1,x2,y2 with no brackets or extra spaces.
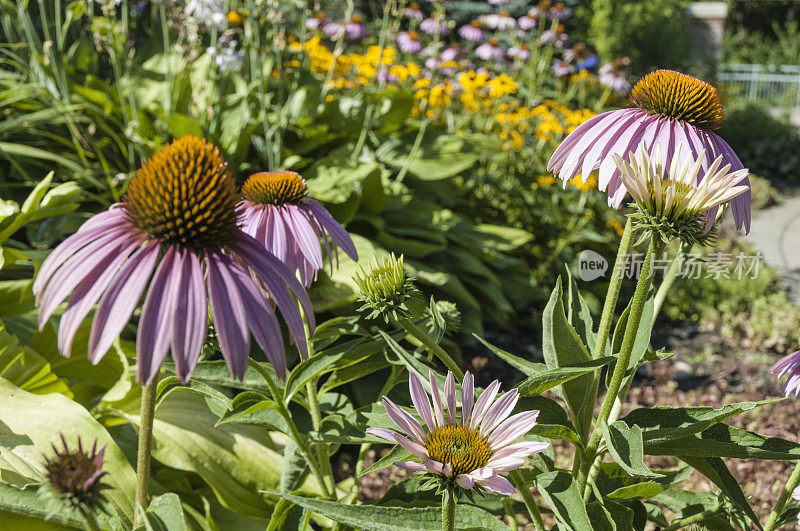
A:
266,496,306,531
534,470,593,531
473,335,540,376
601,420,661,478
155,376,230,410
517,396,581,447
0,378,135,528
586,501,617,531
135,493,194,531
565,266,596,352
359,445,413,478
280,440,309,494
0,323,71,397
0,482,83,530
268,493,510,530
517,357,615,396
595,463,691,500
679,456,762,530
645,423,800,460
542,277,594,436
621,399,783,442
119,387,323,517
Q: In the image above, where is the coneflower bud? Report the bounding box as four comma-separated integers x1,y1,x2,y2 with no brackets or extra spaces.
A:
353,253,421,322
426,300,462,337
40,435,108,513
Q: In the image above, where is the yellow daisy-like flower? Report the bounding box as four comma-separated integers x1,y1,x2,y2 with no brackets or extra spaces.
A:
537,174,557,186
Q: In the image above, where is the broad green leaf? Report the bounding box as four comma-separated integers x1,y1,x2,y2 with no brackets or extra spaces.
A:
171,360,275,394
517,357,615,396
121,387,323,517
565,266,596,351
269,493,510,530
359,445,413,477
645,423,800,460
534,470,593,531
266,496,306,531
473,335,540,376
0,378,135,528
542,277,593,436
0,482,82,530
601,420,661,478
155,376,231,410
595,463,691,500
0,323,71,397
679,456,762,530
280,439,309,494
135,493,194,531
586,501,616,531
215,392,279,428
377,130,494,180
621,399,783,442
517,396,581,447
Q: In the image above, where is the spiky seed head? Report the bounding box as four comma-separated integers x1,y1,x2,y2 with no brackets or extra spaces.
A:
40,435,108,513
124,135,240,250
353,253,421,322
241,171,309,206
630,70,724,130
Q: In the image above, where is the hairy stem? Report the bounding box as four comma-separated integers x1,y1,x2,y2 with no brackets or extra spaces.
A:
442,485,456,531
133,374,159,526
580,236,663,492
765,460,800,531
510,469,545,531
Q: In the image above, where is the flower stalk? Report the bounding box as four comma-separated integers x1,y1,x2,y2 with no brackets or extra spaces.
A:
510,469,544,531
764,460,800,531
394,316,464,381
442,485,456,531
133,373,158,526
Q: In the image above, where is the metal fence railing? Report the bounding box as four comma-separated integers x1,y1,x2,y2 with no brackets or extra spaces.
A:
718,63,800,109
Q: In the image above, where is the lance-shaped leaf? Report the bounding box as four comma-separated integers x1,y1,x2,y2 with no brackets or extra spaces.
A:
534,470,593,531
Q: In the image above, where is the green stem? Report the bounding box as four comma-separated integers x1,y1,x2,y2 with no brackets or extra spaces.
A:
765,460,800,531
580,236,663,492
653,242,687,320
503,498,517,530
663,502,722,530
133,374,159,526
248,359,335,500
396,317,463,381
306,380,336,496
510,470,544,531
396,119,428,183
79,506,101,531
442,485,456,531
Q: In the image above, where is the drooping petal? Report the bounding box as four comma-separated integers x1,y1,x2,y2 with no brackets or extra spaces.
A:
307,200,358,261
423,458,445,475
484,456,527,473
395,461,426,472
206,252,251,380
475,473,515,495
283,206,324,270
366,428,428,458
772,350,800,397
89,241,159,363
456,474,475,489
136,247,179,384
170,250,208,383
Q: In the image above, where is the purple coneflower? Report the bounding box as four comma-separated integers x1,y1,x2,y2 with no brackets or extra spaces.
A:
488,0,514,4
599,58,631,96
367,370,548,495
323,21,344,39
239,171,357,288
420,16,447,35
475,37,505,61
518,13,538,31
549,1,571,19
772,350,800,396
33,136,313,383
404,2,423,21
482,11,516,31
541,23,567,46
547,69,752,231
306,11,327,30
552,59,574,77
396,31,422,53
458,20,484,42
344,15,368,41
441,43,464,62
507,43,531,61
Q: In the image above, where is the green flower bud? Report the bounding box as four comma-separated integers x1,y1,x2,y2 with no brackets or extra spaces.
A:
353,253,421,322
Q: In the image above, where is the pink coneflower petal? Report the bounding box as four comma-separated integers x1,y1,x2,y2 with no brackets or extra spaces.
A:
307,200,358,261
171,250,208,382
469,380,500,429
487,411,540,448
489,441,550,461
423,458,446,474
89,242,159,364
206,252,251,380
428,370,446,427
461,371,475,426
409,371,436,431
456,474,474,489
136,247,179,384
57,238,140,357
479,389,519,436
396,461,426,471
444,372,457,425
485,456,527,473
366,428,428,458
382,397,427,444
772,350,800,397
476,473,515,495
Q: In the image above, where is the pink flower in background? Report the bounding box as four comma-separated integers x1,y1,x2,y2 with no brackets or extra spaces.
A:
367,370,548,495
404,2,424,21
344,15,368,40
518,14,538,31
772,350,800,396
488,0,514,4
482,11,516,31
397,31,423,53
322,21,343,39
420,16,447,35
306,11,327,30
33,136,313,383
599,58,632,96
549,1,571,19
458,20,484,42
507,44,531,61
239,171,358,288
552,59,574,76
441,44,464,62
547,70,751,231
476,38,505,61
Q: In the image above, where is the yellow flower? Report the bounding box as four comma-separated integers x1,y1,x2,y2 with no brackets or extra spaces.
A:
607,218,624,236
227,11,245,27
486,74,517,98
428,83,453,108
537,174,557,186
568,174,597,191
